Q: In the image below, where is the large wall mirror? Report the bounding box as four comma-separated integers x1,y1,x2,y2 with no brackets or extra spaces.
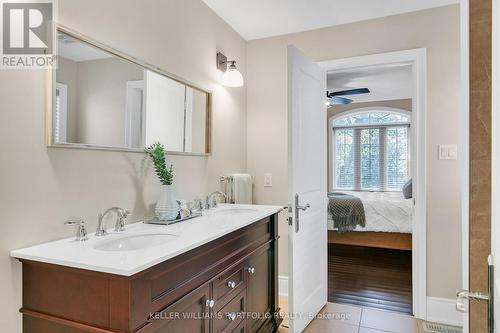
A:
50,26,212,155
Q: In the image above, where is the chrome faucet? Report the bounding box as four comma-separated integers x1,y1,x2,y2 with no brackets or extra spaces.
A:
206,191,227,209
96,207,129,236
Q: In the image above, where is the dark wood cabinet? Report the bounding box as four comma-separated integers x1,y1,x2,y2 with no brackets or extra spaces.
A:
19,214,282,333
148,282,211,333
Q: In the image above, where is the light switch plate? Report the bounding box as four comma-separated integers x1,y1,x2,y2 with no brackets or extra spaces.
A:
438,144,458,160
264,173,273,187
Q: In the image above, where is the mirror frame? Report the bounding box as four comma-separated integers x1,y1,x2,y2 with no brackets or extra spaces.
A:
47,24,212,156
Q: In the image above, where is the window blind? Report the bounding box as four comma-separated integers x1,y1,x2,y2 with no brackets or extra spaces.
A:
334,129,355,189
334,125,409,191
55,89,61,143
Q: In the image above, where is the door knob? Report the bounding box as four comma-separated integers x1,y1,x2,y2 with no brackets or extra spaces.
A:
294,194,310,233
456,289,489,313
227,281,236,289
247,267,255,275
455,255,494,333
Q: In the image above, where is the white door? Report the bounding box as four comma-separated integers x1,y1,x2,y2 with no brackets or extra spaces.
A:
287,45,328,333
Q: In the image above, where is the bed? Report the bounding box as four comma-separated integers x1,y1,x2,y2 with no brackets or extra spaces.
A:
327,191,413,250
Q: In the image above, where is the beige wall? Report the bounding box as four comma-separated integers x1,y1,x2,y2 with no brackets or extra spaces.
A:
56,56,78,142
75,58,143,146
0,0,246,331
247,5,462,298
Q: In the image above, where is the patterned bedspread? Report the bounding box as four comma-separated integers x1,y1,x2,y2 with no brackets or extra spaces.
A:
327,192,366,232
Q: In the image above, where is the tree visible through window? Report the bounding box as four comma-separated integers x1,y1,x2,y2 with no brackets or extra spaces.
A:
333,110,410,191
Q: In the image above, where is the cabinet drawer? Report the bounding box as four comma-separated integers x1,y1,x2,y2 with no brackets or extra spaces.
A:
214,264,246,305
213,290,246,333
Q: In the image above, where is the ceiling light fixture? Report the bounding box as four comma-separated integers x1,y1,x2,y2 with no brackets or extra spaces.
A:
217,52,244,87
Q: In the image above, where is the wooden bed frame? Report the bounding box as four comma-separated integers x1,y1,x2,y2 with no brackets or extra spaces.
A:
328,230,412,251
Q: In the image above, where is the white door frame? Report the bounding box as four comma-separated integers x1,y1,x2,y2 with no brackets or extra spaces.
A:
318,48,428,320
125,80,145,148
460,0,470,331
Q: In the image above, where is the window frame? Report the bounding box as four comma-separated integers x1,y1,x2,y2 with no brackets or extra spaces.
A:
330,107,411,192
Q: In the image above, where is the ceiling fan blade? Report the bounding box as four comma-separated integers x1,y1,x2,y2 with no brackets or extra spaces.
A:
330,88,370,96
331,96,353,105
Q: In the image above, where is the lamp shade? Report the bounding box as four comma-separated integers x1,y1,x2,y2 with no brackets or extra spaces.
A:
221,63,244,87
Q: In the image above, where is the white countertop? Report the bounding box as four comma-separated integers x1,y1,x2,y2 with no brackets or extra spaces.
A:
10,204,283,276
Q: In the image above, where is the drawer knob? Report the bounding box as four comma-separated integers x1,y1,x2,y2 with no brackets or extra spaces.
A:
206,299,215,308
226,312,237,321
227,281,236,289
247,267,256,275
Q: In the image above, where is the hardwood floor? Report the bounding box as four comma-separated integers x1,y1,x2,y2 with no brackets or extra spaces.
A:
328,243,412,314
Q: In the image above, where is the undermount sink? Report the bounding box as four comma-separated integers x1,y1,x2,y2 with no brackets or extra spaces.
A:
213,208,258,216
94,233,177,252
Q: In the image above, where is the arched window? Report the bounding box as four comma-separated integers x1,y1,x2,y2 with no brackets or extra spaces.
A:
331,108,410,191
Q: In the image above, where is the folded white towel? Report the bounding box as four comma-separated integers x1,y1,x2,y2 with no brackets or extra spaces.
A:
232,174,253,204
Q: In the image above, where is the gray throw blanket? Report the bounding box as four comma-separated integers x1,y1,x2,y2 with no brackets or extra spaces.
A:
328,192,366,232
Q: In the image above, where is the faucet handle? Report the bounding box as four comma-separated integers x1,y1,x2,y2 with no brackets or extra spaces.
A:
114,209,130,232
192,198,203,212
64,218,88,242
118,208,131,218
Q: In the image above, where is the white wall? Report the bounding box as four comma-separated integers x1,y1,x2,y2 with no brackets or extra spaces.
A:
0,0,247,331
247,5,462,299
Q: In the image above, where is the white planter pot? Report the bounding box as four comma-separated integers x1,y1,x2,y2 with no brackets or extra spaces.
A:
155,185,179,221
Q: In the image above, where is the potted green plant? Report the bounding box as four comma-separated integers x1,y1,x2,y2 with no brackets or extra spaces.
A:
145,142,179,220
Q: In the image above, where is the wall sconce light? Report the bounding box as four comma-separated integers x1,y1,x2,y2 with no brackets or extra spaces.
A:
217,52,244,87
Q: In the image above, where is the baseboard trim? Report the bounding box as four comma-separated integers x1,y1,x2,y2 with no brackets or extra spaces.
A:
279,275,288,297
426,297,463,327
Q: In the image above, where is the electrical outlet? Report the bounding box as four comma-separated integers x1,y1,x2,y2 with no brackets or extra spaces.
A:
264,173,273,187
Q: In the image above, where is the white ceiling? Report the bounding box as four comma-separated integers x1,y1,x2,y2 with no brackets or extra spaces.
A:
58,33,113,62
202,0,459,40
327,65,412,103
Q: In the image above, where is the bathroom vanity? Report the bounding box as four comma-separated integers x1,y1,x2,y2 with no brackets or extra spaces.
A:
11,205,283,333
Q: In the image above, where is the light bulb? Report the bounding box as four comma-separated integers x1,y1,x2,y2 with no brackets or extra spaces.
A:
221,62,244,87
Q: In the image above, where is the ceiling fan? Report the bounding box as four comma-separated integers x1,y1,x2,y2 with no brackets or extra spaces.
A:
326,88,370,105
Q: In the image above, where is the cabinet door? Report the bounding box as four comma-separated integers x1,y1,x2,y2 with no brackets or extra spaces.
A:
246,246,271,333
148,283,211,333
